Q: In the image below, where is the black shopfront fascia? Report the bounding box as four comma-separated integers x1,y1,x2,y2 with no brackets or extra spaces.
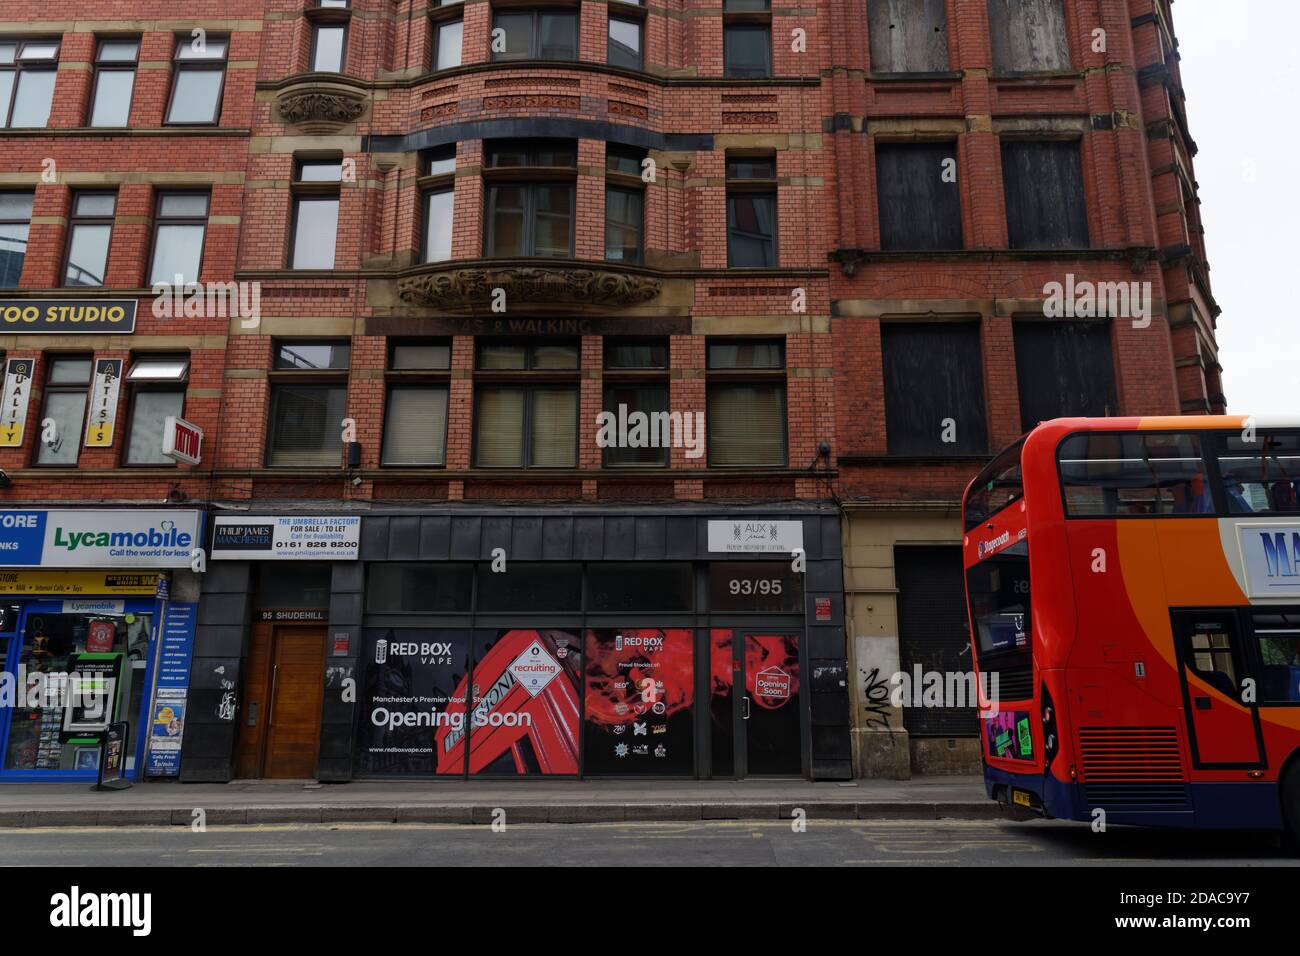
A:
180,507,851,783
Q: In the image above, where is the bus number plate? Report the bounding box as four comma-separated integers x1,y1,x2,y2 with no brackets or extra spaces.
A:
1012,790,1033,808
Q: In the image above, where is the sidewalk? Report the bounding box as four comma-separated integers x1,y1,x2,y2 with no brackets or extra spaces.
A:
0,776,993,828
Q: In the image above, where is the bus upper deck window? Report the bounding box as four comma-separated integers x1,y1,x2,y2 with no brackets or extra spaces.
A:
1217,431,1300,514
965,441,1024,529
1059,432,1210,517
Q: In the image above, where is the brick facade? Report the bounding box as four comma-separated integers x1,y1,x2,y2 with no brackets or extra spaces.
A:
0,0,1221,510
0,0,1223,781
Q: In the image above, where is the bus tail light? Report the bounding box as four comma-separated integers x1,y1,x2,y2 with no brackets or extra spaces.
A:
1041,685,1060,769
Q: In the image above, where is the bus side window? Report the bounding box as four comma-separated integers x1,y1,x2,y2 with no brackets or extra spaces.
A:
1059,432,1208,516
1190,631,1237,696
1253,613,1300,704
1217,431,1300,515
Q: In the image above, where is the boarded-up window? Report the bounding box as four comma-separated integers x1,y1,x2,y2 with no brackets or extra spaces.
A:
896,546,978,737
1001,140,1089,250
882,323,987,455
1013,321,1117,431
868,0,948,73
876,143,963,251
987,0,1070,72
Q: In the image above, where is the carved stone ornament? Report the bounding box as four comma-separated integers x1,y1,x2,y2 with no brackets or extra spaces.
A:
277,88,366,132
397,265,662,311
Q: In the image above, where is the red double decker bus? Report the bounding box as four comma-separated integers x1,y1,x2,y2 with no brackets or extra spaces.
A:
963,416,1300,841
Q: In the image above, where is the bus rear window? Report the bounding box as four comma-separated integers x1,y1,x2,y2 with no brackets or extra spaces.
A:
965,441,1023,530
1217,431,1300,514
1058,432,1211,517
966,541,1031,658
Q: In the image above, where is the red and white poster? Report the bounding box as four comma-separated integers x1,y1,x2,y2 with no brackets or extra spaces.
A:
85,619,116,654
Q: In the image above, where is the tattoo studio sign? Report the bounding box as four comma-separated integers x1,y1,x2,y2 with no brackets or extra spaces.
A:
0,299,138,334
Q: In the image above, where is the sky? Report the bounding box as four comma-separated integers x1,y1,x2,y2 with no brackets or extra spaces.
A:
1173,1,1298,417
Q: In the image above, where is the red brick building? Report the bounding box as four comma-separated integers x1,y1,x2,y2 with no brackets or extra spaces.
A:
0,0,1219,783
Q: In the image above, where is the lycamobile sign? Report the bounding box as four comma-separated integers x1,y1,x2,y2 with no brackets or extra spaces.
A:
0,510,203,568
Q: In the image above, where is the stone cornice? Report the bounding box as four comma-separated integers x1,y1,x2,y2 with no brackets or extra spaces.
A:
395,262,662,313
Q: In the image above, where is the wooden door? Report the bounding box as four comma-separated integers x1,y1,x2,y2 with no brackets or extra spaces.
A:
235,624,325,779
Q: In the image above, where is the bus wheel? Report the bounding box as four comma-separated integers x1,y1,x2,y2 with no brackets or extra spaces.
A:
1284,765,1300,851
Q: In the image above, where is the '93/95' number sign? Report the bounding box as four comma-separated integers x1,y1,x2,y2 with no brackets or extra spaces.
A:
709,562,803,613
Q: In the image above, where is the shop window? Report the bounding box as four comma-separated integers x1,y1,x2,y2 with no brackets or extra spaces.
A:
608,13,643,70
265,340,350,466
584,628,695,775
602,337,669,467
605,144,645,264
484,140,576,258
468,628,582,776
290,158,342,269
868,0,948,73
1001,140,1089,250
1217,431,1300,514
149,192,209,286
124,354,189,466
3,606,154,773
723,0,771,78
474,340,579,468
1058,432,1211,517
875,142,962,251
89,38,139,128
882,323,986,455
63,192,116,288
988,0,1070,73
706,338,786,466
257,562,332,609
0,191,33,288
383,339,451,467
166,34,228,124
1013,320,1115,431
475,562,582,611
0,38,58,129
589,563,693,612
492,8,579,61
35,355,92,466
356,628,473,775
422,146,455,263
726,152,777,267
366,563,473,613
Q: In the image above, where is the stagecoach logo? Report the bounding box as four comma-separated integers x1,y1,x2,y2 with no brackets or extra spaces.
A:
1237,523,1300,598
978,531,1010,559
508,641,562,697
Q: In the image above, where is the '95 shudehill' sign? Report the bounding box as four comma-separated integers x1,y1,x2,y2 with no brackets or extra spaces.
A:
0,300,137,333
